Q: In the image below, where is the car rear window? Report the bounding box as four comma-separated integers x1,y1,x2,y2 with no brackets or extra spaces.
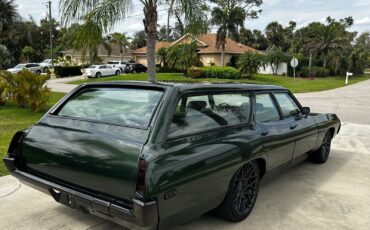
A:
57,88,163,128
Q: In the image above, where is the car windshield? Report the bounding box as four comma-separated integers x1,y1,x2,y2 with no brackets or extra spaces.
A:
57,88,164,128
42,59,51,63
107,62,118,64
87,65,97,69
14,64,26,69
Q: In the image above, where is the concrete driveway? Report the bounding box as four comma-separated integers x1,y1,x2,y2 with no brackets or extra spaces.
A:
46,76,82,93
1,79,370,230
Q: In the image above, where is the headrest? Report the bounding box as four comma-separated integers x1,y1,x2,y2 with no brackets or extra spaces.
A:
187,101,207,111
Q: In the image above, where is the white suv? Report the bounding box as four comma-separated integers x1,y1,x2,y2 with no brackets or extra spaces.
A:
39,59,52,72
107,61,128,72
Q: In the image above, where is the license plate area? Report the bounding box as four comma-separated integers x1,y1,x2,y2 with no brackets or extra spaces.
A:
48,188,110,215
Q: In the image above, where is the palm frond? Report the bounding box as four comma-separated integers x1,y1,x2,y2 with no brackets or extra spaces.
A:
60,0,132,33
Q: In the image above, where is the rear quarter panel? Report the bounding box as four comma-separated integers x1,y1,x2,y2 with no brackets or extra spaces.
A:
311,113,341,149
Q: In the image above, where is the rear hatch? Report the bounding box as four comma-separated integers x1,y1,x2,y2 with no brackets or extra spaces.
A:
18,86,164,201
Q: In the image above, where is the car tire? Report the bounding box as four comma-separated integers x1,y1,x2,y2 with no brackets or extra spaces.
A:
43,67,49,73
133,70,137,74
36,70,41,75
310,131,332,164
213,161,260,222
115,70,120,76
95,72,101,78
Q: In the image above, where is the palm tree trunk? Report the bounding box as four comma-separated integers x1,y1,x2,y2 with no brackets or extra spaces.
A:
89,49,93,65
221,45,225,67
335,58,339,75
167,8,171,41
120,46,123,61
143,3,158,82
323,56,327,68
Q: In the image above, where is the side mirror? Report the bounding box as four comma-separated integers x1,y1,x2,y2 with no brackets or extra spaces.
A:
289,109,300,117
302,107,310,115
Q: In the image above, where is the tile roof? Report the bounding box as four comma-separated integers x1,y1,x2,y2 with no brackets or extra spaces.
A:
64,44,132,57
131,34,260,55
131,41,173,54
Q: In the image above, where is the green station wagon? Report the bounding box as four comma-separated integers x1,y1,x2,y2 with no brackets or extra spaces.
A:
4,82,341,229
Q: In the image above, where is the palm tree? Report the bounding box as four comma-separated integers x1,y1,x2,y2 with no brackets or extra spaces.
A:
210,0,262,66
305,22,352,68
73,16,104,64
0,0,19,33
110,32,129,61
0,45,14,68
60,0,205,82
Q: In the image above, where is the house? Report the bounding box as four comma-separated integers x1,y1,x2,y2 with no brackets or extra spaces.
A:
258,63,288,75
63,44,133,64
131,33,259,67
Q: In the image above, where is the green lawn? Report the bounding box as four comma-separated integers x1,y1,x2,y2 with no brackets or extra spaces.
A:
70,73,369,93
0,92,65,176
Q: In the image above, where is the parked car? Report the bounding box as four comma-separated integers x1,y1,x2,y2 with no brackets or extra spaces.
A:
7,63,42,75
84,65,121,78
4,82,340,230
39,59,52,72
125,63,147,73
107,60,128,72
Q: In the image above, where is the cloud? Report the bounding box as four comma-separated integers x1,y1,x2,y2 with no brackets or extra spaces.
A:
355,17,370,26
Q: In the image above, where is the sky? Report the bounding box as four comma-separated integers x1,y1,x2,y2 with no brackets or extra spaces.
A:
16,0,370,36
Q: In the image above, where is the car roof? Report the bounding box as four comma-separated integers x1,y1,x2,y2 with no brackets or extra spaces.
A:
80,81,287,92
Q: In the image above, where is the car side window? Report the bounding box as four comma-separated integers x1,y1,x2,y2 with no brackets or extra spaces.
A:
274,92,301,118
255,94,280,122
168,93,251,139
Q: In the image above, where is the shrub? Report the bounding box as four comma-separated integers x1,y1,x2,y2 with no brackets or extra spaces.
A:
54,66,82,78
167,42,200,71
264,49,291,75
238,52,264,78
186,66,242,79
300,66,330,78
186,67,204,78
0,70,50,111
0,77,6,106
203,66,242,79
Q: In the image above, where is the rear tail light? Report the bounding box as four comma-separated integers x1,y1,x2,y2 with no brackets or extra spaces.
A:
8,130,26,156
136,159,147,197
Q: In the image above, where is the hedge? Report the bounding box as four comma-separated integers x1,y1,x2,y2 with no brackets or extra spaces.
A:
300,66,330,78
54,66,82,78
186,66,242,79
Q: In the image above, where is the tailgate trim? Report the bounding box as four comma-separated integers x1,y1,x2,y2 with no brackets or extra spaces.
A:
4,157,158,230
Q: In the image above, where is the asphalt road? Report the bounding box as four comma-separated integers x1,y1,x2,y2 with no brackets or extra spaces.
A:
1,79,369,230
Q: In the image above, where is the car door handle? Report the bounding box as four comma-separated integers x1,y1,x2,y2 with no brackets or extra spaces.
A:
290,124,298,130
261,131,269,136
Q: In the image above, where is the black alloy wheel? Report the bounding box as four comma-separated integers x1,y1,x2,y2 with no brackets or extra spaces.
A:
214,161,260,222
310,131,332,164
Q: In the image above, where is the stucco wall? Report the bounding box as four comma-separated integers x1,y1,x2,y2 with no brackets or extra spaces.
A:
135,55,147,66
200,54,232,66
133,53,233,67
258,63,288,75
